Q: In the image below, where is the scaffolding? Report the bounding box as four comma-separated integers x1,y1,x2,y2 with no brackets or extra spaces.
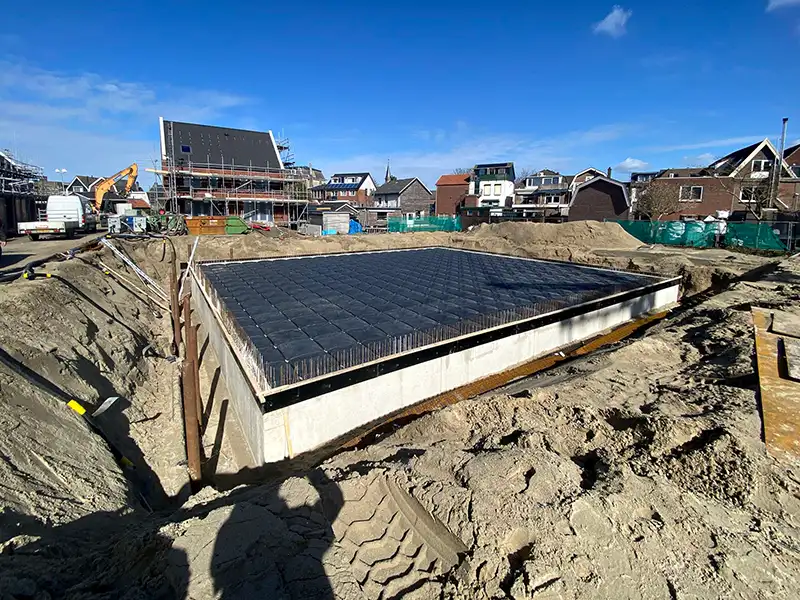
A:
151,122,312,227
0,149,44,196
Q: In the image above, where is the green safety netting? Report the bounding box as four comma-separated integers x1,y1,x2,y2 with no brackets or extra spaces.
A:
613,220,786,251
724,222,786,251
388,216,461,233
614,220,718,248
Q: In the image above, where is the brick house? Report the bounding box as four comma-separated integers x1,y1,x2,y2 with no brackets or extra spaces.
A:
633,138,799,219
434,173,471,215
311,173,377,206
373,177,433,217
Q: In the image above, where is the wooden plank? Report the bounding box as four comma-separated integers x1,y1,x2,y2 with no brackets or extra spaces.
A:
772,310,800,339
784,337,800,381
752,308,800,457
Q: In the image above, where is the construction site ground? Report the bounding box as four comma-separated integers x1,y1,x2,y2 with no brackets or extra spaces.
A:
0,230,106,272
0,221,798,599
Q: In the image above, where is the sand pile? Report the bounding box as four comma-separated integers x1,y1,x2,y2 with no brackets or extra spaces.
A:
471,220,643,250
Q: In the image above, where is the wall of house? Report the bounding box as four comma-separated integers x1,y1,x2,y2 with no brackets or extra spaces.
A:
649,176,799,219
358,208,401,227
374,192,400,209
569,180,629,222
435,184,469,215
399,180,433,216
478,180,515,208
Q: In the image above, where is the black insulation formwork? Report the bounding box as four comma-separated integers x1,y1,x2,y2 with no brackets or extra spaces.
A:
195,248,660,389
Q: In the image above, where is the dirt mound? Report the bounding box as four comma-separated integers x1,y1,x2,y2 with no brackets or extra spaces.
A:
471,220,643,249
0,231,794,599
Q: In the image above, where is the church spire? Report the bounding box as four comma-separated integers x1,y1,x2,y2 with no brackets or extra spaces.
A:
384,158,392,183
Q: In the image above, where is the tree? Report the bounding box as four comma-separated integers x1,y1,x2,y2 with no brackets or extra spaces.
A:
452,168,472,175
715,173,772,221
514,168,534,186
635,180,681,221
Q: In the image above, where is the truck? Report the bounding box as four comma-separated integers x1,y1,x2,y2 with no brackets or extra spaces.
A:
17,195,98,241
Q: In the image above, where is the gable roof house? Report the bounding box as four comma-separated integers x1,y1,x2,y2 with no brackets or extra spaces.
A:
434,173,471,215
568,175,630,222
513,169,571,221
373,177,433,216
569,168,607,193
632,138,798,220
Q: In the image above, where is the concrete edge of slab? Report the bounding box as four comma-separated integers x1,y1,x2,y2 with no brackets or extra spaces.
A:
267,282,680,462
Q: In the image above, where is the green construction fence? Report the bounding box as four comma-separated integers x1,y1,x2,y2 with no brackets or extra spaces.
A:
612,220,786,252
387,216,461,233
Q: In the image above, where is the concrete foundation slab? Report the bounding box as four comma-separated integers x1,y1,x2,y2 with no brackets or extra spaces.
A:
192,248,681,464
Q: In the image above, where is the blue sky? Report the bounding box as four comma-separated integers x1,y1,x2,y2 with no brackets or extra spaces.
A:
1,1,799,188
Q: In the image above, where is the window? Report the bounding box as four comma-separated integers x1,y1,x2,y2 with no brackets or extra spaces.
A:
740,186,765,203
349,190,356,196
752,160,772,172
584,175,592,181
483,184,492,196
669,173,676,178
679,185,703,202
377,212,387,220
493,183,501,195
332,177,340,183
181,145,191,153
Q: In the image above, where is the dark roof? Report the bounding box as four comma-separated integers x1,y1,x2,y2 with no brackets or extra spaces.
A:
316,201,359,214
330,172,371,181
537,169,560,176
564,175,576,186
474,162,514,168
785,143,800,161
657,167,712,178
707,141,761,175
325,182,361,191
69,175,97,190
161,119,283,169
374,177,431,196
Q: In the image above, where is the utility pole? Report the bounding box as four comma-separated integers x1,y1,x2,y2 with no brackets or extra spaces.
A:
772,118,789,211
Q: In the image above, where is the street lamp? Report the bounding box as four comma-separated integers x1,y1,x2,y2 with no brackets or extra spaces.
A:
54,168,67,191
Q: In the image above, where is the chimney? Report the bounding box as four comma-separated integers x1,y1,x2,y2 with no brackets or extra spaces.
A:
607,167,612,179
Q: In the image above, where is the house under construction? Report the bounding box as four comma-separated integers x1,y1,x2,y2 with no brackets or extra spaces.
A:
0,149,46,232
154,118,313,226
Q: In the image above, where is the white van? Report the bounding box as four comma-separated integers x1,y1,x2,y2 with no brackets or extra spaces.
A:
17,195,98,240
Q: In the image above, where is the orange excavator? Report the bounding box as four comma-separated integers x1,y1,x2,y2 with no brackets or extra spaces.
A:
94,163,139,213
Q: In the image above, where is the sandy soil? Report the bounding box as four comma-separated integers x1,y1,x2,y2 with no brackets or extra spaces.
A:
0,222,797,599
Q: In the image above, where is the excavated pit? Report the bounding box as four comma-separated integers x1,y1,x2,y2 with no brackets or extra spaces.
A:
191,248,680,464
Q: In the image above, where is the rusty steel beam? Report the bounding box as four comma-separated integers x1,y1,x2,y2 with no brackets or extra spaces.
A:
752,308,800,458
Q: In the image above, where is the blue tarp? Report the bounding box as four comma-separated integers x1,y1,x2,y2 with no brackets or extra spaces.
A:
349,219,363,234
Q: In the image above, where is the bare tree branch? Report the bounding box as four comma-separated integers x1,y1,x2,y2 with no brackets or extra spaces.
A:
514,168,534,186
452,168,472,175
714,174,770,221
635,181,681,221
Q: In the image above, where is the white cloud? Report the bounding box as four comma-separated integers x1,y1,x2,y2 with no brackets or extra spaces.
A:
648,136,765,152
311,124,635,188
593,6,633,38
0,60,253,185
614,157,648,173
683,152,716,166
767,0,800,11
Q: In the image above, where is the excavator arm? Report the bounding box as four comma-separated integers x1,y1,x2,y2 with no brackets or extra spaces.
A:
94,163,138,212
